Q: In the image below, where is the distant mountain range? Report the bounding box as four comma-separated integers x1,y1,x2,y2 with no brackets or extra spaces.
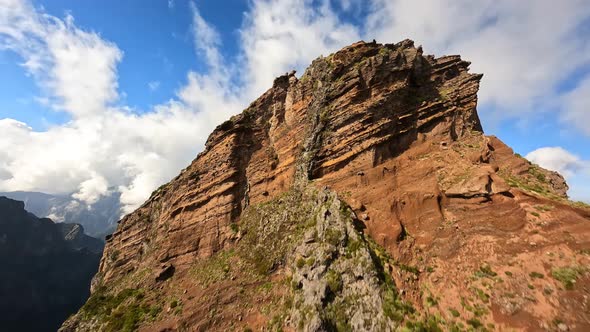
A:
0,191,121,239
0,196,103,332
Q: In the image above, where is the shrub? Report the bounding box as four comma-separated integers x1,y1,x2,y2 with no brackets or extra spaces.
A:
326,269,342,294
551,267,583,290
474,264,497,278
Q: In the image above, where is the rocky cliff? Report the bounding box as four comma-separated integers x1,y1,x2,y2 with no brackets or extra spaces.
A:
62,40,590,332
0,196,103,332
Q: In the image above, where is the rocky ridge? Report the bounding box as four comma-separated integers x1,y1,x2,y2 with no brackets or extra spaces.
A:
62,40,590,331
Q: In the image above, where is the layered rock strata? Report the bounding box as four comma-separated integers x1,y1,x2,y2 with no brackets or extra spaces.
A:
63,40,590,332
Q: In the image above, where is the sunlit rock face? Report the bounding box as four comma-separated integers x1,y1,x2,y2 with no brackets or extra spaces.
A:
62,40,590,332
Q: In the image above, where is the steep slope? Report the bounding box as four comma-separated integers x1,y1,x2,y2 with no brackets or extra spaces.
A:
62,40,590,331
0,190,121,239
0,196,103,332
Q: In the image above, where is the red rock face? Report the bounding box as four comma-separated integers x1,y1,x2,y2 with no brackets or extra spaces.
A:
99,40,484,281
65,40,590,331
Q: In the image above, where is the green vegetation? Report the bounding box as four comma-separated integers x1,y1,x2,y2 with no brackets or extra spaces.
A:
551,266,585,290
473,288,490,303
363,236,415,324
324,298,354,332
529,271,544,279
109,249,120,261
319,107,331,126
326,269,342,294
150,183,169,197
466,318,484,329
237,189,318,274
81,288,161,332
534,205,553,212
267,313,286,331
345,238,362,256
505,176,549,196
399,263,420,275
296,257,306,269
438,86,453,101
325,228,343,246
461,297,489,318
528,166,546,183
382,283,415,322
190,249,235,287
502,167,590,210
572,201,590,210
425,295,439,307
449,308,461,318
405,316,444,332
474,264,497,278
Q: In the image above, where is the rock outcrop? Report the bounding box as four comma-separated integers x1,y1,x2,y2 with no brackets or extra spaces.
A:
0,196,103,332
56,222,105,254
62,40,590,331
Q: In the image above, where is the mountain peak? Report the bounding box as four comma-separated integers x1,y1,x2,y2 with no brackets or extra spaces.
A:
62,40,590,332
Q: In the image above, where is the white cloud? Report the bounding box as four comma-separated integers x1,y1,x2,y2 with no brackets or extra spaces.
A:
168,0,174,9
190,2,223,71
148,80,160,91
526,147,584,179
562,75,590,136
0,0,122,117
338,0,362,12
2,0,590,218
239,0,360,99
526,147,590,202
365,0,590,120
0,1,240,214
72,173,110,205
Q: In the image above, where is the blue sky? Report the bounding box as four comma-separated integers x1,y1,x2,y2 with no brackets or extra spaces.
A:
0,0,589,211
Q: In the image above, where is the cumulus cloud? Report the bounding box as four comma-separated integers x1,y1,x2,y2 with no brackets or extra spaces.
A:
1,0,590,218
0,0,241,213
0,0,122,117
365,0,590,119
239,0,360,99
526,147,584,178
526,147,590,202
72,174,110,206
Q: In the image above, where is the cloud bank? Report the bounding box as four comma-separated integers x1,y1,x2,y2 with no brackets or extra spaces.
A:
527,147,590,203
1,0,589,218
